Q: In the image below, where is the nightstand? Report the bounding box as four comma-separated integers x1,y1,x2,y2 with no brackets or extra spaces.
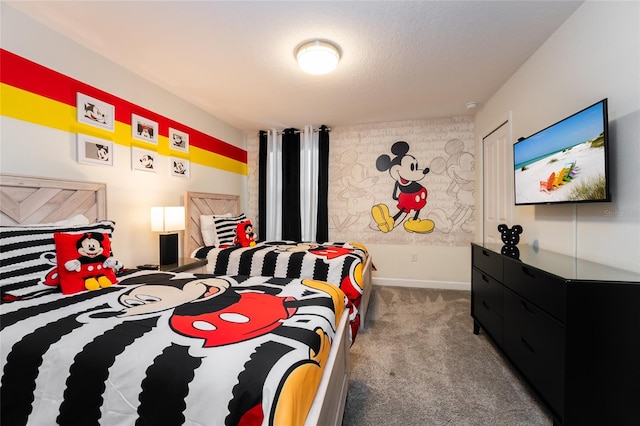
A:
159,257,208,273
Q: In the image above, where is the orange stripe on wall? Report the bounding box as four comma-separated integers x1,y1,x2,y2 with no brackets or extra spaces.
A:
0,48,246,165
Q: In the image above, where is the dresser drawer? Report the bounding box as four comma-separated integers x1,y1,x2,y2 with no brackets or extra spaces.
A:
503,257,566,322
472,268,503,344
472,244,503,282
503,289,565,420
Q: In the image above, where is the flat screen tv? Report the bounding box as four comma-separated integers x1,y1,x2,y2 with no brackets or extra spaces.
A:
513,98,611,206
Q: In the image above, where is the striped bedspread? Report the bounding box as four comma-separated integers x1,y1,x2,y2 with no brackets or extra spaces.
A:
193,241,367,337
0,270,345,426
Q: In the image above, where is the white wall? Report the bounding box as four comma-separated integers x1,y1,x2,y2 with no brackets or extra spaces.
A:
0,4,247,267
475,1,640,272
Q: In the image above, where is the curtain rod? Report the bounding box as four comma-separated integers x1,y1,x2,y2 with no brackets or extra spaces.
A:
258,126,331,136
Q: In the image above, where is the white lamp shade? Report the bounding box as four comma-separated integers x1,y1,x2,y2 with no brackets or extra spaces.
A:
151,206,185,232
296,40,340,75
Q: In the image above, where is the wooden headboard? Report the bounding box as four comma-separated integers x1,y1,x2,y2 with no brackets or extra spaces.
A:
184,191,240,257
0,174,107,225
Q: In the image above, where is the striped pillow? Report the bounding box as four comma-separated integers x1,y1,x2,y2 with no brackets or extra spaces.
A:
213,214,247,247
0,220,116,300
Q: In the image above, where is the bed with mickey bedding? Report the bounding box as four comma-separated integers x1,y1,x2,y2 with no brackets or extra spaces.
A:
185,191,373,333
0,174,350,426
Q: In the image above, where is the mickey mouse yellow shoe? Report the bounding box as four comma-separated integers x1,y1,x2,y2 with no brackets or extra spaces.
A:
273,327,331,425
404,218,435,233
371,203,394,233
84,277,100,291
98,275,114,288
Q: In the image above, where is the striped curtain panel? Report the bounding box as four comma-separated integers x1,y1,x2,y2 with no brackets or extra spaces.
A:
258,126,329,242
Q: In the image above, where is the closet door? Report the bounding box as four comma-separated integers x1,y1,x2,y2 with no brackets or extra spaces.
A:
482,119,512,244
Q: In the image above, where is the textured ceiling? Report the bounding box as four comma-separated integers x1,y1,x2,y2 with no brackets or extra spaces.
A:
7,1,583,132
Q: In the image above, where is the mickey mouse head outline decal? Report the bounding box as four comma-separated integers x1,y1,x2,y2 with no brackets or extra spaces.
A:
371,141,435,234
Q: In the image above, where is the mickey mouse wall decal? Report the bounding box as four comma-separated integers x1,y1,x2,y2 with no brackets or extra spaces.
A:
371,141,435,233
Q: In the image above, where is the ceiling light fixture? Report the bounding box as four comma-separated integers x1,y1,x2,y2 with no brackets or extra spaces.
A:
295,40,341,75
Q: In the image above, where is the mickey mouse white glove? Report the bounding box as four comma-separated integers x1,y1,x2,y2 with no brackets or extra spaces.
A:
103,257,123,271
64,259,81,272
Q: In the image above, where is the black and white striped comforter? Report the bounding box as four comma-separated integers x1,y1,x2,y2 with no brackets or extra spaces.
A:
193,241,368,337
0,270,345,426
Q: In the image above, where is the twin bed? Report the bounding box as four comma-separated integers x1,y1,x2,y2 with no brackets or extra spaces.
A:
184,191,373,334
0,174,373,426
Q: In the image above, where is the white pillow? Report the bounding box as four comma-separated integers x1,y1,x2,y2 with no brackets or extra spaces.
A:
200,213,231,247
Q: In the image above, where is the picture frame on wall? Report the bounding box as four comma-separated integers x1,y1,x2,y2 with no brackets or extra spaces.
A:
77,93,115,132
169,127,189,153
77,133,114,167
170,157,190,178
131,147,158,172
131,114,159,144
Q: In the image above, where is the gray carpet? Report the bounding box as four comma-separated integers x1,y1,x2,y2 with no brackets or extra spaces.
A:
342,286,553,426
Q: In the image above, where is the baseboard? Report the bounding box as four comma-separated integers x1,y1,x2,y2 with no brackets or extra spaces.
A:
372,277,470,291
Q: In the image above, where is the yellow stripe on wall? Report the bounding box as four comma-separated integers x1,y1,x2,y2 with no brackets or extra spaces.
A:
1,83,247,175
2,83,132,143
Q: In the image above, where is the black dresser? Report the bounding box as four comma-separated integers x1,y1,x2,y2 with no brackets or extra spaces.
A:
471,242,640,426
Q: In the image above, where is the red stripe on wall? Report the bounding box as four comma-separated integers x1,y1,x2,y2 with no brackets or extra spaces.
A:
0,49,246,163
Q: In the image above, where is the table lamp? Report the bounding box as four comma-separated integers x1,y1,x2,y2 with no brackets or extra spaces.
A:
151,206,185,265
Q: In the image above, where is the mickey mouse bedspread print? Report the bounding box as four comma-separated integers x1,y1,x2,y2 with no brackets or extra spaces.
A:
0,270,345,426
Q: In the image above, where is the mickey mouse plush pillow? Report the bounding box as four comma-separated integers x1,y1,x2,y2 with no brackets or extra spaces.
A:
233,220,256,247
53,232,121,295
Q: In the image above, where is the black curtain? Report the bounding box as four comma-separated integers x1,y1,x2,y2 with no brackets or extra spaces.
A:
281,128,301,241
316,125,330,242
258,130,268,240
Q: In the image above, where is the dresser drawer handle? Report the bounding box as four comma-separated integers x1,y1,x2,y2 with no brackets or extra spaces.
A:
482,250,490,257
482,274,490,283
522,267,536,278
521,300,535,314
482,300,491,311
520,337,535,354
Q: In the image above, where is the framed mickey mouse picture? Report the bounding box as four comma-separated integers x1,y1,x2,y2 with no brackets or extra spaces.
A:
131,147,157,172
131,114,159,144
77,93,115,132
77,133,114,167
169,128,189,153
170,157,190,178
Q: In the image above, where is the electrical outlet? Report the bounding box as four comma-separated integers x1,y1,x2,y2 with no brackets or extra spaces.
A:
410,253,418,262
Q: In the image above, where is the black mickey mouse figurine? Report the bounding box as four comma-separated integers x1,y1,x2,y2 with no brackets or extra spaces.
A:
498,224,523,259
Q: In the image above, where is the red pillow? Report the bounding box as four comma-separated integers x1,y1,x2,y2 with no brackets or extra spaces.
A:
233,220,256,247
54,232,119,295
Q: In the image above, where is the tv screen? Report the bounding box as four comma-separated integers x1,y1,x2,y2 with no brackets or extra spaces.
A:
513,99,611,206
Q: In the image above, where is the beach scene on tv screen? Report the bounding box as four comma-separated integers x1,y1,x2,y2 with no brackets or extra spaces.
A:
514,102,607,204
